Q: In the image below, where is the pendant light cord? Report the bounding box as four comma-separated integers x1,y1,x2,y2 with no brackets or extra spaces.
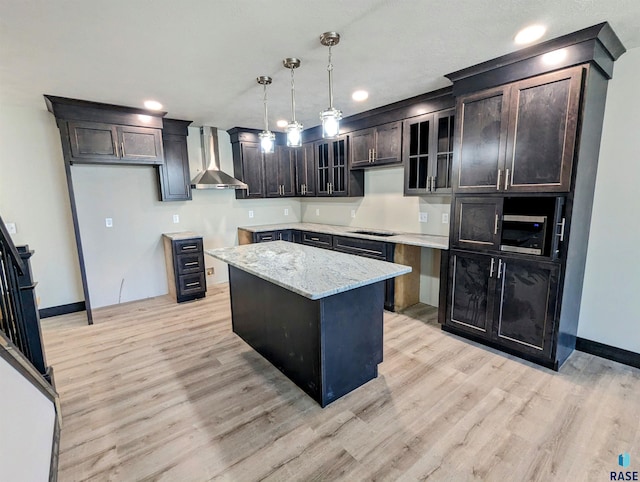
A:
263,83,269,131
327,45,334,109
290,67,297,123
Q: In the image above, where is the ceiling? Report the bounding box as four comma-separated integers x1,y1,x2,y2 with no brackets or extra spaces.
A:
1,1,639,131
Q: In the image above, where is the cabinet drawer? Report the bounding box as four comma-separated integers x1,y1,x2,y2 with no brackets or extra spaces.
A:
176,253,204,275
301,231,333,249
332,236,389,260
177,272,206,296
174,238,203,254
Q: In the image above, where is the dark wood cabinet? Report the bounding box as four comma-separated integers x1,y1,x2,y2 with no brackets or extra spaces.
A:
452,197,502,251
67,120,164,165
453,86,509,193
350,121,402,168
163,235,206,303
403,109,455,195
314,136,364,197
453,66,582,194
447,251,494,336
494,258,559,358
265,146,295,197
254,230,292,242
158,119,192,202
232,141,265,199
504,68,582,192
301,231,333,249
446,250,558,356
295,142,316,196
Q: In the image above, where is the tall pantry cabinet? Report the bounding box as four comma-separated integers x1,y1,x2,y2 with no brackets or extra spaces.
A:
439,23,626,370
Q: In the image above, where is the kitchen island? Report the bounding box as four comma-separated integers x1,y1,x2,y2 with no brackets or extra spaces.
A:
206,241,411,407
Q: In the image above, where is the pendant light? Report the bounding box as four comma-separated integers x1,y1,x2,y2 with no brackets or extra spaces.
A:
319,32,343,139
283,58,303,147
257,76,275,153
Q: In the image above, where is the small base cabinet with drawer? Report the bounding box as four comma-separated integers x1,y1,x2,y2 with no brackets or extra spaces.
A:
163,233,206,303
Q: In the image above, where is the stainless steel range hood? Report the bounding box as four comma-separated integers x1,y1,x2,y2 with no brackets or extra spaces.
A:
190,126,248,190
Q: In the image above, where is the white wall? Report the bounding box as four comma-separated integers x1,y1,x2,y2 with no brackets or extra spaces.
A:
0,106,84,308
72,128,301,308
0,357,56,482
578,47,640,353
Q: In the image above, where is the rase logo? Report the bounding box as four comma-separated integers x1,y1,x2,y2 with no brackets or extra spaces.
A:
611,452,638,481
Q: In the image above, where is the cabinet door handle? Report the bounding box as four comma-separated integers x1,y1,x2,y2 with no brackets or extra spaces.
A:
558,217,566,242
186,282,200,287
121,142,125,158
372,148,376,162
504,168,510,190
114,142,119,157
496,169,502,190
184,261,199,267
494,214,499,235
181,245,197,250
489,258,495,278
432,176,437,191
310,237,320,241
278,233,282,240
497,259,503,279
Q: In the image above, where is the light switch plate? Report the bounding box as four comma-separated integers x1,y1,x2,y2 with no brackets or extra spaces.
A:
284,208,289,216
316,208,320,216
172,214,180,224
442,213,449,224
419,212,428,223
5,222,16,234
351,209,356,219
248,210,254,218
105,218,113,228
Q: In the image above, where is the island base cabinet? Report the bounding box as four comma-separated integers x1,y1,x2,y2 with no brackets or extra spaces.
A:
228,266,384,407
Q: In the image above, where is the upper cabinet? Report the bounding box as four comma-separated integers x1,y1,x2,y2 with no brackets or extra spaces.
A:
350,121,402,168
67,121,164,165
265,146,295,197
158,119,192,202
452,66,582,193
403,108,455,195
295,142,316,196
232,139,265,199
315,135,364,197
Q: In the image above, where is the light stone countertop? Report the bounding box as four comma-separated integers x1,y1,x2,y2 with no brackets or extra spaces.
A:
237,222,449,250
162,231,202,241
206,241,411,300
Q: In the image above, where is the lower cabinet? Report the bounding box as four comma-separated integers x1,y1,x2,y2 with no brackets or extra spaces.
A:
162,235,207,303
445,250,560,362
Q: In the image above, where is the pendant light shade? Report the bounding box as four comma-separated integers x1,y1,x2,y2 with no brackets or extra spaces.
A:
319,32,343,139
257,76,275,153
283,58,303,148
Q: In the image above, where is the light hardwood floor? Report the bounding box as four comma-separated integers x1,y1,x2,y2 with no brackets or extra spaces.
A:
41,285,640,481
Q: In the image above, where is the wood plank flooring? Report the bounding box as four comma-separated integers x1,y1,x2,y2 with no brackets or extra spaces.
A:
41,285,640,481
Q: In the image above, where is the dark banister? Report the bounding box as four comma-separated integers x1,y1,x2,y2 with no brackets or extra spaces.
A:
0,214,52,383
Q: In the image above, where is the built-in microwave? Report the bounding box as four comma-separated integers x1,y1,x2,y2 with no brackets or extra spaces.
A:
500,215,547,255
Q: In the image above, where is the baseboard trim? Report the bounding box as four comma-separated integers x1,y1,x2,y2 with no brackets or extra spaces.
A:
575,337,640,369
39,301,85,319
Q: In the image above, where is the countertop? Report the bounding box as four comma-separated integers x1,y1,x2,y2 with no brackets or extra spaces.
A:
237,222,449,249
206,241,411,300
162,231,202,241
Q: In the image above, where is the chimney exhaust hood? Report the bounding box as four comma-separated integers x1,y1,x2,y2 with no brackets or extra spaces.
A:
190,126,248,190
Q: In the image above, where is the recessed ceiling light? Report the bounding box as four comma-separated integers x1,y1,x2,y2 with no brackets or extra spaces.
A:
276,119,288,128
144,100,163,110
352,90,369,102
514,25,546,45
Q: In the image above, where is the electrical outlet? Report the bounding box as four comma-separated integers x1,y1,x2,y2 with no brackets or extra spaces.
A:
172,214,180,224
105,218,113,228
5,222,16,234
419,212,428,223
351,209,356,219
248,210,254,219
206,268,214,276
284,208,289,216
442,213,449,224
316,208,320,216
